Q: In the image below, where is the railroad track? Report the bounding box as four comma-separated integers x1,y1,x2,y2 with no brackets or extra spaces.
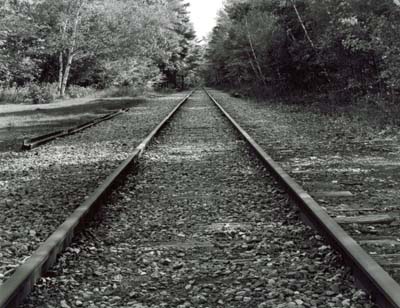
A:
0,89,399,307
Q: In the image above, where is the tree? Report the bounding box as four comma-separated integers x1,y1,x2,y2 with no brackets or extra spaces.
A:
205,0,400,100
157,0,196,89
0,0,202,94
0,0,42,86
33,0,112,96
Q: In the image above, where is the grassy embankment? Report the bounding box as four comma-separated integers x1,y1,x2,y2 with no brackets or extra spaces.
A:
227,85,400,129
0,84,174,152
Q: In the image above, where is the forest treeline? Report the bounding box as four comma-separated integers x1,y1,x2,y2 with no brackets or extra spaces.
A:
205,0,400,104
0,0,201,103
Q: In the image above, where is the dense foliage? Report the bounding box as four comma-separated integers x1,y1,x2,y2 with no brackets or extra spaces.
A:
0,0,200,99
205,0,400,103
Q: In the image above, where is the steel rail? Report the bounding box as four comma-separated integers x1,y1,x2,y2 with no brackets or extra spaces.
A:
203,87,400,308
22,109,128,150
0,90,195,308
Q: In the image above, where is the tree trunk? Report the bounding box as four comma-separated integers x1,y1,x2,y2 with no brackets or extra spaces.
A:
248,56,262,85
172,71,177,88
58,19,68,97
290,0,331,85
59,1,83,97
57,51,64,96
60,50,74,97
290,0,315,50
245,18,268,90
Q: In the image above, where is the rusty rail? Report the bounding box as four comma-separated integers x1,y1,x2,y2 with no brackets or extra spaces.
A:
203,87,400,308
0,90,195,308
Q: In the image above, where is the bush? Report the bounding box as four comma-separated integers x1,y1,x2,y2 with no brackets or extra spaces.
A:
66,85,96,98
104,85,143,98
0,86,27,104
27,83,54,104
0,83,58,105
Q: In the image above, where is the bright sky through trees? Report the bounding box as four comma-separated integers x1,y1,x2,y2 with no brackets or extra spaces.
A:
187,0,224,40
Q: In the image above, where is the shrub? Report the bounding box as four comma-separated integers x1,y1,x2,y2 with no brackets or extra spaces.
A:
0,87,23,104
0,86,30,104
66,85,96,98
104,85,143,98
0,83,58,105
27,83,54,104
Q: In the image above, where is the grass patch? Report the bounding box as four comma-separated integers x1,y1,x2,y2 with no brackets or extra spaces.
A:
0,84,101,105
224,83,400,129
0,83,181,107
228,89,400,130
296,94,400,130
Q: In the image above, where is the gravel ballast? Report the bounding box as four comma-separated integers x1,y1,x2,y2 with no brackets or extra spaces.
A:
0,92,189,283
206,89,400,214
206,89,400,280
23,91,375,308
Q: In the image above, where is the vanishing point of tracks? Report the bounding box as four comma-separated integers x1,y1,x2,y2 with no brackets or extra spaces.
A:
1,89,400,307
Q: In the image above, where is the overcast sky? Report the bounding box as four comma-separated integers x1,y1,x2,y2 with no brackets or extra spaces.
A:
187,0,224,41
